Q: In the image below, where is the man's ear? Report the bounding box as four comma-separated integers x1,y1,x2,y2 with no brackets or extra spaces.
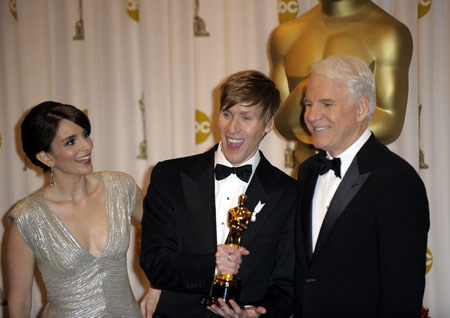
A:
357,98,370,122
36,151,54,168
264,116,275,134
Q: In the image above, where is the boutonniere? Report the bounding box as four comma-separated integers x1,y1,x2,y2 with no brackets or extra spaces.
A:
251,201,265,222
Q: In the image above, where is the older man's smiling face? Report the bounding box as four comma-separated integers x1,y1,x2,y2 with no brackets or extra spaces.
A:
303,74,368,157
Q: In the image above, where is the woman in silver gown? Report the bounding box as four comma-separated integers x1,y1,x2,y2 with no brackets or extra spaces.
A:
6,101,160,317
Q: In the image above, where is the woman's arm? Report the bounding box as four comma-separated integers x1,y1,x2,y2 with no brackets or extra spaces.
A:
132,185,162,317
132,185,144,223
6,221,35,318
139,287,161,318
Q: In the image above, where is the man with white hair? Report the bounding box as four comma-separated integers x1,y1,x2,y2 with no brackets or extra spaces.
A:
294,55,429,317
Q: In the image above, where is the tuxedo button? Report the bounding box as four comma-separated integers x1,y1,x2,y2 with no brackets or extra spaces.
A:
305,277,316,284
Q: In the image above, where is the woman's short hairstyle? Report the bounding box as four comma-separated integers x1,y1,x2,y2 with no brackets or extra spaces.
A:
21,101,91,171
220,70,281,124
311,55,376,121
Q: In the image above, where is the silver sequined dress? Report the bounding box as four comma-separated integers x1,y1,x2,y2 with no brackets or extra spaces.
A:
9,171,143,317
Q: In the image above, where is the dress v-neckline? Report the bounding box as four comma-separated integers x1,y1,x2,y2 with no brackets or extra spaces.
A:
38,173,110,260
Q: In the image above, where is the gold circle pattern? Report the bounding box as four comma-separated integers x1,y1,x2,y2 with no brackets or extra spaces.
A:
195,110,211,145
426,247,433,274
278,0,299,24
418,0,432,19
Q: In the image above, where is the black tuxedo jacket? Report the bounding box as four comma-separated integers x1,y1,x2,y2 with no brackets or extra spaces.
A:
294,134,429,318
140,145,297,317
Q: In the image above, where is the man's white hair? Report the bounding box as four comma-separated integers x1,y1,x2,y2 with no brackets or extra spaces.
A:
311,55,376,122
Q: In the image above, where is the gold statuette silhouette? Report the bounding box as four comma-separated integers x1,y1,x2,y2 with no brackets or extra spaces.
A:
270,0,413,165
201,194,252,306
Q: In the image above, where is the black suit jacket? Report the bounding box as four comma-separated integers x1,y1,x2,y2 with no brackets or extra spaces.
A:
140,145,297,317
294,134,429,318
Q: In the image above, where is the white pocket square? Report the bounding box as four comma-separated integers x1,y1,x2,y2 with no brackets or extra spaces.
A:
251,201,265,222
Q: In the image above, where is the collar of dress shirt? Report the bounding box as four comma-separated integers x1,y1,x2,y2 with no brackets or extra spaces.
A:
215,142,260,178
326,129,371,178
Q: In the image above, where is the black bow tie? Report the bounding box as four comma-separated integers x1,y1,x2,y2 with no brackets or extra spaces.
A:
214,164,252,183
318,153,341,178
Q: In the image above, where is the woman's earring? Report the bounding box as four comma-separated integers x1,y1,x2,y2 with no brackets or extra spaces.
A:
49,166,55,187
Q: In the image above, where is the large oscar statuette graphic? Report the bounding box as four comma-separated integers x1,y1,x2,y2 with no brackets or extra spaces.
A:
201,194,252,306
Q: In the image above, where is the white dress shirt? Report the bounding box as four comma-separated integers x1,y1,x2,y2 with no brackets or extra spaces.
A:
311,129,371,251
214,142,260,246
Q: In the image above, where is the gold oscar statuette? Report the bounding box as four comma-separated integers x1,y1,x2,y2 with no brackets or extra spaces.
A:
201,194,252,306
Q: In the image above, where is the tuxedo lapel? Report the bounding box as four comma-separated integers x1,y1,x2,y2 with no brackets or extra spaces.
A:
302,162,320,264
244,179,266,214
240,154,278,246
314,155,371,255
182,148,217,250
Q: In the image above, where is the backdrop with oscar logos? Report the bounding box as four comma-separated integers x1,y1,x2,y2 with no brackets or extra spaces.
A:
0,0,448,317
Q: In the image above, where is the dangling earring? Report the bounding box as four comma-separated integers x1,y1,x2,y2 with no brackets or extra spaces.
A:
49,166,55,187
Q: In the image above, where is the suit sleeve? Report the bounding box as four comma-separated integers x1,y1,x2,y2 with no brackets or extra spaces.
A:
263,190,296,318
139,162,215,293
377,168,429,316
250,178,296,318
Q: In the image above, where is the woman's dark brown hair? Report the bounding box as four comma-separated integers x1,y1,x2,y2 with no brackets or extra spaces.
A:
21,101,91,171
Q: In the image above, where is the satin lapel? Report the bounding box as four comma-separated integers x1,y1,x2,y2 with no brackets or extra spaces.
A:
314,157,371,255
239,155,274,247
182,149,217,251
301,161,320,264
